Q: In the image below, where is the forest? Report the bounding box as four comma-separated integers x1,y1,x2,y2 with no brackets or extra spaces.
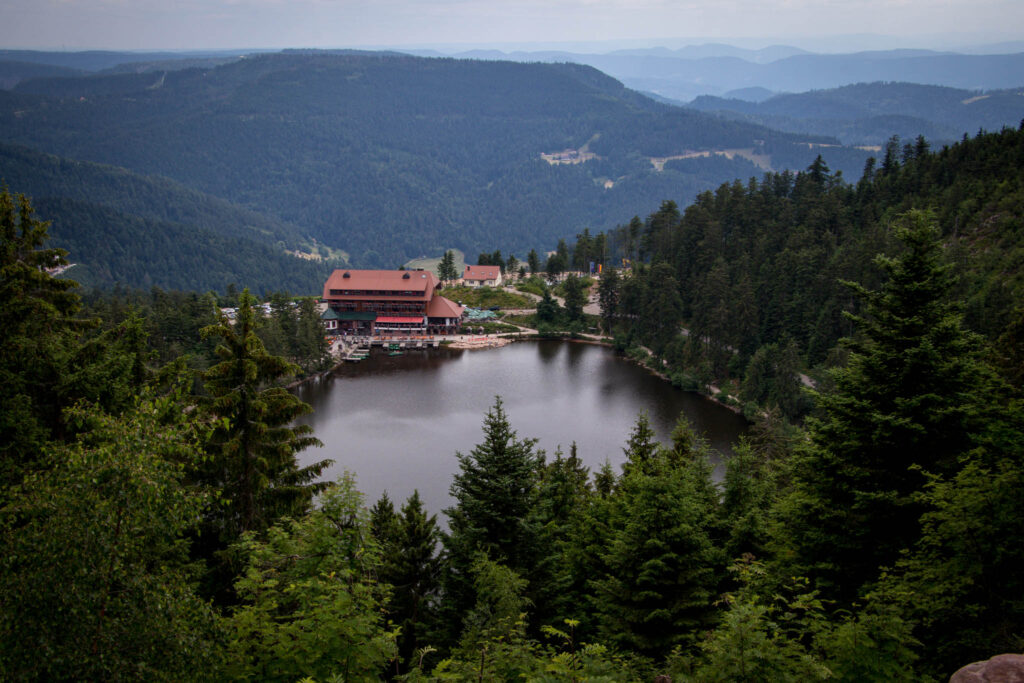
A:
0,51,869,269
0,142,334,292
2,119,1022,680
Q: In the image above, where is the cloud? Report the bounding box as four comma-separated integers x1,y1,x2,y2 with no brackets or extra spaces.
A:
1,0,1022,50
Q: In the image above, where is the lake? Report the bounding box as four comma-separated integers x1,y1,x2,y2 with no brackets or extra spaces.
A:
294,340,748,518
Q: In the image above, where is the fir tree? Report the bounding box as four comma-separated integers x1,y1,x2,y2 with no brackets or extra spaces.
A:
597,267,620,334
0,188,84,479
442,397,542,642
199,289,331,544
779,210,993,601
591,447,723,659
437,250,458,284
382,490,443,672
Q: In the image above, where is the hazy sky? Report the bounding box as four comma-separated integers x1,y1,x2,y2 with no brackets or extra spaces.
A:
4,0,1023,52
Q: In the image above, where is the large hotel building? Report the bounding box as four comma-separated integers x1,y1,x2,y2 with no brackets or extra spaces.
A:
321,269,464,335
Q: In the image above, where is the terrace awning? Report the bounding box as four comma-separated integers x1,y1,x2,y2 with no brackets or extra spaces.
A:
337,311,377,321
376,316,425,324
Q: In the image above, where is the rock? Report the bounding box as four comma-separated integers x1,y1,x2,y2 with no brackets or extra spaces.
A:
950,654,1024,683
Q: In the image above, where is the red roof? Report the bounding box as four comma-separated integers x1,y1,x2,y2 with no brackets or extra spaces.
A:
463,265,501,281
323,269,438,301
427,295,465,319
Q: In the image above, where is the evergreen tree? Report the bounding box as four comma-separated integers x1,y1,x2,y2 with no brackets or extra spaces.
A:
779,210,993,601
597,267,620,334
621,411,658,475
879,396,1024,676
226,475,396,681
535,287,561,327
437,249,458,284
199,289,331,545
562,273,586,324
0,188,85,479
591,447,723,659
0,393,225,680
526,444,593,632
383,490,443,672
527,248,541,275
442,397,542,641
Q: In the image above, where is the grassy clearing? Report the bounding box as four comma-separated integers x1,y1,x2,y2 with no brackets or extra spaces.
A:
514,276,547,297
440,286,533,309
403,249,466,275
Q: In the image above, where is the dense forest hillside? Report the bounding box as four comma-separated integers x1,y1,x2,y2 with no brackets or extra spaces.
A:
2,115,1023,676
0,48,250,73
0,143,331,291
574,125,1024,420
688,81,1024,145
0,60,82,89
0,51,870,267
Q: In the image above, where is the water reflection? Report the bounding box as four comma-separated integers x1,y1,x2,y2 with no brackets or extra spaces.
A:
294,340,747,519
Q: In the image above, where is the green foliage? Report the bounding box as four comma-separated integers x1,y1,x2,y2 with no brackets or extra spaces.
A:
256,293,332,377
780,210,996,601
380,490,444,672
740,339,811,421
682,559,918,683
720,438,778,561
591,436,724,659
562,273,586,323
226,474,397,681
0,143,330,292
0,394,225,680
535,287,562,326
1,52,817,268
440,284,531,309
878,398,1024,676
0,187,84,474
597,267,621,334
437,249,458,284
443,398,543,636
199,289,330,543
526,444,594,632
515,274,547,297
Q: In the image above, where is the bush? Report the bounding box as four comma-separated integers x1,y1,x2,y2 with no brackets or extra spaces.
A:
514,277,547,298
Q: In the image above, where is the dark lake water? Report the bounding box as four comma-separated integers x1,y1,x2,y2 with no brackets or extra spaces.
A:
294,340,748,519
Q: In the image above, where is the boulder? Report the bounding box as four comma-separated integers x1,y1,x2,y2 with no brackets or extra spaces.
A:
950,654,1024,683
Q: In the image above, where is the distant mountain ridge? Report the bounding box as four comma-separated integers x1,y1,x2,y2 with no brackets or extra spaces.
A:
419,46,1024,102
1,51,858,271
687,82,1024,145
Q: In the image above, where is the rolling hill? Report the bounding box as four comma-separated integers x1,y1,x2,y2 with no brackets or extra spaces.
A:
0,51,867,270
0,143,332,292
687,82,1024,146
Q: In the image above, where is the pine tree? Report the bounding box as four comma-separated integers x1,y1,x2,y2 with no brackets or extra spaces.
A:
437,250,458,284
562,273,585,324
442,397,542,641
199,289,331,544
527,249,541,275
382,490,443,671
527,443,592,632
591,447,723,659
779,210,993,601
0,188,85,479
597,267,620,334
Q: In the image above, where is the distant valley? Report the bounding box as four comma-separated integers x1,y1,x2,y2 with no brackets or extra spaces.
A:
1,48,1021,292
0,50,850,285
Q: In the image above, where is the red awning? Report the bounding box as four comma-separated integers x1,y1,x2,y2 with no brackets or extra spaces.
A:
375,316,424,324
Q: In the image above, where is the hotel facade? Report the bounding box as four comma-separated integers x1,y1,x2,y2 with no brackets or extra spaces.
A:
321,269,464,335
